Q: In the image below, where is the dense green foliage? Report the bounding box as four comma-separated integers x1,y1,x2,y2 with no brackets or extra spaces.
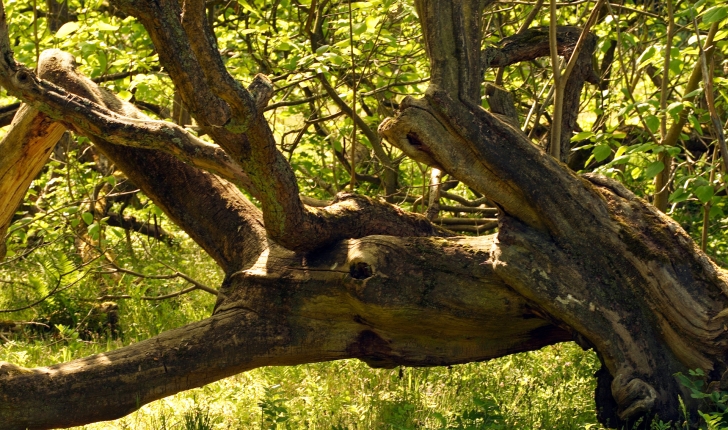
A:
1,0,727,428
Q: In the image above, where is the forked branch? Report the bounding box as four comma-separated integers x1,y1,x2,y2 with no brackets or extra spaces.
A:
107,0,452,251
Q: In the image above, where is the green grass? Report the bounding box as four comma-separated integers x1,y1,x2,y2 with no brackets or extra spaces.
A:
1,335,603,429
0,236,605,429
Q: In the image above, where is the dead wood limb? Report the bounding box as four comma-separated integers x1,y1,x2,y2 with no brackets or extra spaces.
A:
0,105,65,261
0,236,569,429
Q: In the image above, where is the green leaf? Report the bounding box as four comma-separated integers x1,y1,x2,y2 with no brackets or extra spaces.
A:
644,161,664,179
666,146,682,157
55,22,80,39
710,204,724,219
683,88,704,99
669,188,689,203
666,102,684,120
82,212,94,225
688,115,703,135
117,90,133,101
617,103,633,117
571,131,595,142
88,222,100,239
365,16,381,32
703,5,728,24
593,144,612,162
645,115,660,133
669,59,682,75
637,46,656,67
329,55,345,66
695,185,715,203
93,22,119,31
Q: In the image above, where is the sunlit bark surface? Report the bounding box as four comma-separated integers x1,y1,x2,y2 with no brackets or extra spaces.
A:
0,1,727,429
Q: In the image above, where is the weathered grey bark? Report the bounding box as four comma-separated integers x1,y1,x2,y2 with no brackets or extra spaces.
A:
0,1,727,429
379,1,728,427
0,236,571,429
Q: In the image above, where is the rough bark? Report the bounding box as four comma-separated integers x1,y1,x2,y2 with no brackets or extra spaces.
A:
378,1,728,425
0,236,571,429
0,1,726,429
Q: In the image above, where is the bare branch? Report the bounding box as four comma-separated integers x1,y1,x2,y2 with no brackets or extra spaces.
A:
105,212,176,245
96,284,206,301
317,73,398,196
102,1,451,252
96,263,219,300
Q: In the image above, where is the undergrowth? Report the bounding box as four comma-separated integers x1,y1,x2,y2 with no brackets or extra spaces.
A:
0,338,603,429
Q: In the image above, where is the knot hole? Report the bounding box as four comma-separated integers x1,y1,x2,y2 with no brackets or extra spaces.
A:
350,262,373,280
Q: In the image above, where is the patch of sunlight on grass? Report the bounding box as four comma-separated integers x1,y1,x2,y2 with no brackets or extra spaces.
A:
64,342,604,430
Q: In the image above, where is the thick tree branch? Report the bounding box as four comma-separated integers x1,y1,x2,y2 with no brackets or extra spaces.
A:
0,236,569,429
0,50,258,195
379,96,545,231
0,8,269,271
181,0,261,119
106,1,451,252
413,0,484,103
484,26,596,70
113,1,231,127
0,106,65,261
93,138,268,273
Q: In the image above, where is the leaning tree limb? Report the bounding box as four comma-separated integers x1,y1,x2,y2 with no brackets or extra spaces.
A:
0,105,64,261
0,236,570,429
109,0,452,252
380,1,728,426
0,49,260,195
1,1,728,429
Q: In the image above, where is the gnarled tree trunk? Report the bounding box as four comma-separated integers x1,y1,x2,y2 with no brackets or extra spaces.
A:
0,1,726,429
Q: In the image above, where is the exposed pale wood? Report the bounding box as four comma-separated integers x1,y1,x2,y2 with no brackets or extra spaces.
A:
0,106,64,261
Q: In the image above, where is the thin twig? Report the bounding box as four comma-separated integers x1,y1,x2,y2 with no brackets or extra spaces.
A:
101,263,218,296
